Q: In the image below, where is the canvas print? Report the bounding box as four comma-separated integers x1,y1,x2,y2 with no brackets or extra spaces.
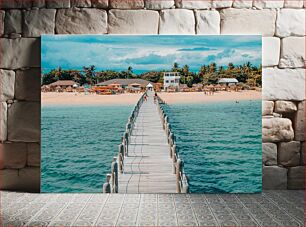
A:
41,35,262,193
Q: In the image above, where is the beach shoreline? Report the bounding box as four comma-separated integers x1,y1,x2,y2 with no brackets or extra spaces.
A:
159,90,261,104
42,91,261,106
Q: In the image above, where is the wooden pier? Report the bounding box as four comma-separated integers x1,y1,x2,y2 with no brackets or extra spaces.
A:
103,90,189,193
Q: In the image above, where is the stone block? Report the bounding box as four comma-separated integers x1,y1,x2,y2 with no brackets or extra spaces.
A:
4,9,22,34
27,143,40,167
0,69,15,102
301,142,305,165
195,10,220,34
23,9,56,37
262,117,294,142
145,0,175,9
8,102,40,142
0,38,40,69
71,0,91,7
262,37,280,67
0,142,27,169
220,9,276,36
262,68,305,101
212,0,232,8
262,101,274,116
0,102,7,142
0,0,32,9
0,10,4,35
91,0,108,8
56,8,107,34
284,0,304,8
110,0,144,9
232,0,253,8
159,9,195,34
0,167,40,192
253,0,284,8
276,9,305,37
280,37,305,68
175,0,212,9
275,101,297,113
46,0,70,8
278,141,301,167
109,10,159,34
263,166,287,189
294,101,305,141
288,166,304,189
263,143,277,166
15,68,41,102
32,0,46,8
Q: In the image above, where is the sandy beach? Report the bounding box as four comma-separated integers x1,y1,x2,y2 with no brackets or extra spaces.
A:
41,92,142,106
42,90,261,106
159,90,261,104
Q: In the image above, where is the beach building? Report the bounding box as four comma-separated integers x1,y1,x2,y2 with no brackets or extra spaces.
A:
146,83,154,91
49,80,79,88
96,79,154,92
48,80,79,92
163,72,180,91
217,78,239,86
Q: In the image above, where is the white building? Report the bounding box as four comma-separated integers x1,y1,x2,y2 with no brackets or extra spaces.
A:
163,72,180,90
217,78,239,86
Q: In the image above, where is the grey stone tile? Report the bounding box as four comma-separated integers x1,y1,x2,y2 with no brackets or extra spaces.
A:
0,191,304,227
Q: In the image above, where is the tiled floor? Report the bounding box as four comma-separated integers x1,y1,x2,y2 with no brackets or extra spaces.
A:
1,190,304,226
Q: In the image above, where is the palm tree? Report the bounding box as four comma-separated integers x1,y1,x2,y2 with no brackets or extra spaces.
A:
127,66,133,78
182,65,189,75
83,65,96,85
209,63,216,73
172,62,179,72
228,62,235,71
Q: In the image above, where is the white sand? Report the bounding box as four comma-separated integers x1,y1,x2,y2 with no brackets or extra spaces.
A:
41,90,261,106
159,90,261,104
41,92,142,106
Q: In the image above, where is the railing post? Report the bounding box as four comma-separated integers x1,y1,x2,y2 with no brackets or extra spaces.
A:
124,132,129,155
118,152,123,174
111,157,118,193
169,132,174,146
102,174,111,193
171,144,176,159
173,154,177,174
176,159,182,193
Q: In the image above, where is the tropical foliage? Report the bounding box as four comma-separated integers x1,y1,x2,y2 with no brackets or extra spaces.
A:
42,62,262,87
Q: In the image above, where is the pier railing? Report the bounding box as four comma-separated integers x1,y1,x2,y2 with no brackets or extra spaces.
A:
103,92,147,193
156,95,190,193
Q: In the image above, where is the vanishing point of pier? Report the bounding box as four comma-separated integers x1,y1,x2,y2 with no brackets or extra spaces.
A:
103,90,189,193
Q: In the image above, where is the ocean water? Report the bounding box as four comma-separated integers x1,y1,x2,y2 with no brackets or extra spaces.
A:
41,105,133,193
42,101,262,193
163,100,262,193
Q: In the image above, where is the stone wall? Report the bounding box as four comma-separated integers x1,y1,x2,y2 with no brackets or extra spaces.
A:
0,0,305,192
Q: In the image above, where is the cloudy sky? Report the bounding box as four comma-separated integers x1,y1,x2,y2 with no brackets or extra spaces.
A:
42,35,262,74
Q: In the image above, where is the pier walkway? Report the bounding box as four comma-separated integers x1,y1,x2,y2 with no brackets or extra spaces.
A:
103,90,189,193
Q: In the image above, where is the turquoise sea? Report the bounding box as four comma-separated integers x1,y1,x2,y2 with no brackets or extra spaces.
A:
163,100,262,193
41,105,133,193
42,100,262,193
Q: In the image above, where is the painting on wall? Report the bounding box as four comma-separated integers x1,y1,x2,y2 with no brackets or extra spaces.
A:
41,35,262,193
